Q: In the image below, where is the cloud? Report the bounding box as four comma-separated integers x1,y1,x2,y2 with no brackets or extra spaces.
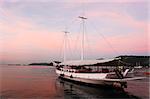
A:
0,0,148,3
0,1,148,63
95,31,148,55
86,10,147,30
1,8,62,47
61,0,148,3
0,8,64,63
84,9,148,55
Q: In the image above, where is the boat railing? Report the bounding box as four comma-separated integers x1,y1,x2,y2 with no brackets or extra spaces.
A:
57,65,131,74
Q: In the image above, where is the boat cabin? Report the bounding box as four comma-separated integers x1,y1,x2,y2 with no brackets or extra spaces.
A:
56,58,128,73
57,65,119,73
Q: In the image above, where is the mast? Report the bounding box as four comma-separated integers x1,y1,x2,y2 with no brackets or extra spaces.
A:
63,31,69,62
79,16,87,60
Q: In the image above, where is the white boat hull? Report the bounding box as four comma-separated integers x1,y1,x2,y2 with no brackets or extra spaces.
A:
56,69,146,88
56,69,127,87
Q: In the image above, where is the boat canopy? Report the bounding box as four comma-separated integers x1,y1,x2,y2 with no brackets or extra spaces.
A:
59,58,120,66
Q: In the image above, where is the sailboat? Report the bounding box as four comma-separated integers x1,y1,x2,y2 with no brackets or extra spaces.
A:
55,16,145,88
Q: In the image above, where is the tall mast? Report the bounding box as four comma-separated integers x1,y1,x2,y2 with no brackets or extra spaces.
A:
79,16,87,60
63,31,69,62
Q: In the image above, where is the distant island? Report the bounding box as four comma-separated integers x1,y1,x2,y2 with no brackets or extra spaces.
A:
29,63,53,66
29,61,61,66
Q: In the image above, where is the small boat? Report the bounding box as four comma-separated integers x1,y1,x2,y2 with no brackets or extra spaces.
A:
55,16,145,88
134,66,142,69
134,62,143,69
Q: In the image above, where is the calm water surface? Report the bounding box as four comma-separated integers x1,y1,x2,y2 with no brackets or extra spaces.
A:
0,65,149,99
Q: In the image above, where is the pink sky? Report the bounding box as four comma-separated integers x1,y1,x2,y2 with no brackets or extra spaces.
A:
0,0,149,64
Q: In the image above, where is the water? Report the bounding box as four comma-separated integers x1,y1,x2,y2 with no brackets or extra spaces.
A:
0,65,149,99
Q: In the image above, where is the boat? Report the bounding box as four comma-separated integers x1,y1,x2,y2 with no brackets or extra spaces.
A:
55,16,145,88
134,62,143,69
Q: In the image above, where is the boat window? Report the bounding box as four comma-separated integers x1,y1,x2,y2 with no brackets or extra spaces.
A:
102,68,109,73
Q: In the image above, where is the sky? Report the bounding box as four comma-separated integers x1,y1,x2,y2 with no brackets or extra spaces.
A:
0,0,149,64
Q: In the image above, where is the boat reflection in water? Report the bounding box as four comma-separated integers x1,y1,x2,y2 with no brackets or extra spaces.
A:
56,78,140,99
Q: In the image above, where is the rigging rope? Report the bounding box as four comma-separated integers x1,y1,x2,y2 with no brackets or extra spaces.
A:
84,20,94,59
58,33,65,61
67,34,73,60
72,20,82,59
88,20,119,56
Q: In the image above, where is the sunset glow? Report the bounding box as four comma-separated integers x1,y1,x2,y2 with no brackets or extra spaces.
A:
0,0,149,64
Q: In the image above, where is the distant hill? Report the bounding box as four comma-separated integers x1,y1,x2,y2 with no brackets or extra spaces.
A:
116,55,150,66
29,62,53,66
95,55,149,67
29,61,61,66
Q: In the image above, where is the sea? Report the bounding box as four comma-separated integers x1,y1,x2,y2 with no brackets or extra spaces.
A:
0,65,149,99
